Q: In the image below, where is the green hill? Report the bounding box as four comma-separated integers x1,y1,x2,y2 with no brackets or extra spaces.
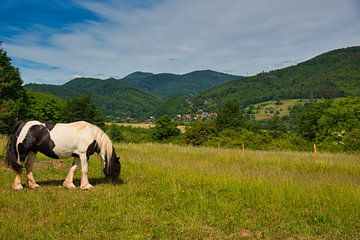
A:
194,46,360,111
122,70,238,98
25,70,236,119
25,47,360,119
26,78,163,119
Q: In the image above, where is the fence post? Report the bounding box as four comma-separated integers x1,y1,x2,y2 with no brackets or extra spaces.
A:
314,143,317,158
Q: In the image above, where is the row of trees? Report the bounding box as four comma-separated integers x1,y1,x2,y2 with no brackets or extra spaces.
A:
184,97,360,152
106,97,360,153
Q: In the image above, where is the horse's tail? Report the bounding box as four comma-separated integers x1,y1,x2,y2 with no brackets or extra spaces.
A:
5,121,24,173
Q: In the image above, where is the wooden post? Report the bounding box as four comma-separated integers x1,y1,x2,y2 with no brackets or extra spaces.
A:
242,143,245,153
314,143,317,158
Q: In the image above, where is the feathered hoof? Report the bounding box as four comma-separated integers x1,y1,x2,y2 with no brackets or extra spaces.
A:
12,183,23,191
28,182,40,189
63,182,76,189
80,183,94,190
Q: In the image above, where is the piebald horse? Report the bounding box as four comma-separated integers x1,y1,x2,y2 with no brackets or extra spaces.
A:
5,120,121,190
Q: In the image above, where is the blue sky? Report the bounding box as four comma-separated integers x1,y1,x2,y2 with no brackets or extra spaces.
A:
1,0,360,84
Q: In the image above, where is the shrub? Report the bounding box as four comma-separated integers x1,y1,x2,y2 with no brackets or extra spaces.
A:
152,115,180,141
183,120,217,146
106,124,124,143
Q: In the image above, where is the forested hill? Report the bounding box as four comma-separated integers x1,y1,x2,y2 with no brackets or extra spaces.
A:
26,79,163,119
194,46,360,111
26,47,360,119
121,70,239,98
25,70,237,118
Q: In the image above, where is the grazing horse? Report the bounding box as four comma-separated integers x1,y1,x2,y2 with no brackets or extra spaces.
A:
5,120,121,190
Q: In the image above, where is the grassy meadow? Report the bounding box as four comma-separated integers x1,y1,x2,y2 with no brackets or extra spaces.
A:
246,99,321,121
0,136,359,239
110,122,187,133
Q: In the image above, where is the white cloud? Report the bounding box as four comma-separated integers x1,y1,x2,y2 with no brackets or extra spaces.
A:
4,0,360,84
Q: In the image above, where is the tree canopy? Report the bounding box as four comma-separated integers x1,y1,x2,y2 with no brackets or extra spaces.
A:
152,115,180,141
62,94,104,127
0,43,27,134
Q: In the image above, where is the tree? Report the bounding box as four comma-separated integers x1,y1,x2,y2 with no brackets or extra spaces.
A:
183,120,216,146
152,115,180,141
296,97,360,145
296,102,326,141
62,94,104,127
0,44,27,134
267,114,286,138
25,90,64,122
215,98,243,130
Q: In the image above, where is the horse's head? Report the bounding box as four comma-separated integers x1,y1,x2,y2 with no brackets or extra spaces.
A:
103,154,121,184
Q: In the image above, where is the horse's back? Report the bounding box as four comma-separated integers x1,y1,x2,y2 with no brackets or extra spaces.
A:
50,121,97,157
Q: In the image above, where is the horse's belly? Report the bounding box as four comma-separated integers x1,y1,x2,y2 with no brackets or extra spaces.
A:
53,148,73,159
49,132,76,158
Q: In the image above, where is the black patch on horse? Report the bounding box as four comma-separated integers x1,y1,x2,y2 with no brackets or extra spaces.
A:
71,153,80,158
86,140,100,159
44,122,56,131
18,125,59,161
14,121,26,137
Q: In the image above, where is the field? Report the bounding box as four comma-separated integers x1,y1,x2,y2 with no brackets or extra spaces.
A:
0,136,359,239
110,122,187,133
247,99,322,121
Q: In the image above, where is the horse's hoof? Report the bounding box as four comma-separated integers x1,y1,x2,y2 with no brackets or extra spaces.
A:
63,182,76,189
12,184,23,191
28,182,40,189
80,183,94,190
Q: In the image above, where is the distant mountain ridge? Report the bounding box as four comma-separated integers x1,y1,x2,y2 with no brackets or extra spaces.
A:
26,46,360,119
26,70,238,118
122,70,239,97
194,46,360,111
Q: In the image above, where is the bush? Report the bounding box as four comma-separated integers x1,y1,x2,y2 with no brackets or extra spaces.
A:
106,124,124,143
183,120,217,146
267,132,312,151
152,115,180,141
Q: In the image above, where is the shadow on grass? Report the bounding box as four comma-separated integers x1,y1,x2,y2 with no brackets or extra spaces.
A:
36,177,125,187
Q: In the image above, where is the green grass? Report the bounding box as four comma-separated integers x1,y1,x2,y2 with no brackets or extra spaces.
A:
246,99,322,120
0,137,359,239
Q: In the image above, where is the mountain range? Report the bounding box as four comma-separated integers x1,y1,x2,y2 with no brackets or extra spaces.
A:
195,46,360,111
26,70,238,118
26,46,360,119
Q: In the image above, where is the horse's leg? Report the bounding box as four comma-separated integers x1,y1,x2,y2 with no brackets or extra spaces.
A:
79,154,93,190
12,150,27,190
63,157,79,189
12,173,23,190
25,152,39,189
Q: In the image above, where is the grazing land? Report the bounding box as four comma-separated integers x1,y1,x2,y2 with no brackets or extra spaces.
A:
111,122,156,129
0,136,359,239
110,122,186,133
246,99,320,121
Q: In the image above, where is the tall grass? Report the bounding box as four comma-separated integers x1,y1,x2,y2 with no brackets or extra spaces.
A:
0,136,359,239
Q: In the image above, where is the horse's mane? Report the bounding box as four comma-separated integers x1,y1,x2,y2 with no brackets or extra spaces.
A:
91,125,114,163
70,121,114,162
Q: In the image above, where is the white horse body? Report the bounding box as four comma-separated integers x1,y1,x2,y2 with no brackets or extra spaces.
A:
51,122,97,158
